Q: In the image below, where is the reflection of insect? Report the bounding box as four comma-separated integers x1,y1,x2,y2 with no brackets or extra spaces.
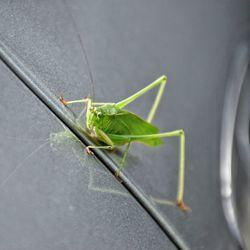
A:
60,75,189,211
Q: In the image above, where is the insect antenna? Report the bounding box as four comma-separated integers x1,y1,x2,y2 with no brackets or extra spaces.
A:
62,0,95,101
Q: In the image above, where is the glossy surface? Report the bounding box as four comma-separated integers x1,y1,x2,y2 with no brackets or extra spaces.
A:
0,61,175,250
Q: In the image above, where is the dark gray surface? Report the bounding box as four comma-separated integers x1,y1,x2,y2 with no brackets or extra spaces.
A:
0,0,250,249
0,61,176,250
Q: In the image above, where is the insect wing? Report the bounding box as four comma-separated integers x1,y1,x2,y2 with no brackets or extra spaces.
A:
107,110,164,147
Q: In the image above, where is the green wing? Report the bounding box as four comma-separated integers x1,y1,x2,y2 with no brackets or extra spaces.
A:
103,109,164,147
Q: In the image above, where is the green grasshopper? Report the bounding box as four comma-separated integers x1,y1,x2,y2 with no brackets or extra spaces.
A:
60,75,189,211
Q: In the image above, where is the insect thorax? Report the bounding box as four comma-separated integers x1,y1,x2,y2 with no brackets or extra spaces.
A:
87,104,120,132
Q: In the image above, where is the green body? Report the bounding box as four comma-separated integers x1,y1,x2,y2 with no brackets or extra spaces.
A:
60,75,189,210
87,104,163,147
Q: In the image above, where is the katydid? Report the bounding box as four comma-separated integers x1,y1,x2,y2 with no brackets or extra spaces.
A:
60,75,189,211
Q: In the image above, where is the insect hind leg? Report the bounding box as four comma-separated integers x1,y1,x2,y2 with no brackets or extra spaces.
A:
112,129,190,211
115,75,167,123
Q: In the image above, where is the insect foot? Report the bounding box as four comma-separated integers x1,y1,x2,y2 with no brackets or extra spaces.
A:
59,96,68,105
114,170,123,183
177,200,191,212
85,146,94,155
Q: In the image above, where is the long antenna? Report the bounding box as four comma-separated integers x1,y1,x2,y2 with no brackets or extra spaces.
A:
62,0,95,100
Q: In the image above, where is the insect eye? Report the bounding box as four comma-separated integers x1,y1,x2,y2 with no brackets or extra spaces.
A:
90,107,97,112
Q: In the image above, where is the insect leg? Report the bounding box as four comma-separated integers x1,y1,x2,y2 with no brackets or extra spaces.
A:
146,78,166,123
85,145,114,154
92,102,115,106
60,96,91,106
60,97,92,122
109,130,190,211
60,96,115,107
115,75,167,123
115,141,131,177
